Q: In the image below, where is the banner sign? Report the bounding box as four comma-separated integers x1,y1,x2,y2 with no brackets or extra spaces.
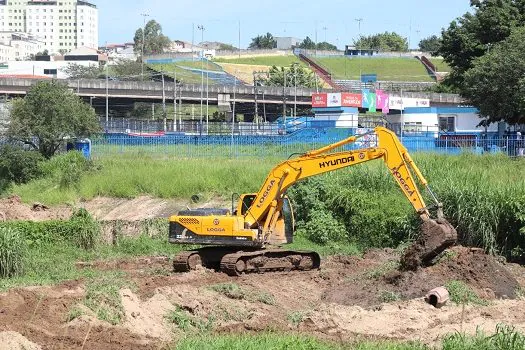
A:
361,89,370,108
312,93,328,108
341,93,362,107
368,92,377,113
327,93,342,107
376,90,389,113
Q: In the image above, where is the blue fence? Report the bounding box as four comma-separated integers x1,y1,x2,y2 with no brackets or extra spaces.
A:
91,128,525,159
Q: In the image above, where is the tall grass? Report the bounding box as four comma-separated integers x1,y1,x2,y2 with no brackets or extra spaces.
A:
0,227,25,278
10,152,525,258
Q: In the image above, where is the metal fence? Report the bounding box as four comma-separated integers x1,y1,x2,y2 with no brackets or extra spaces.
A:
90,127,525,159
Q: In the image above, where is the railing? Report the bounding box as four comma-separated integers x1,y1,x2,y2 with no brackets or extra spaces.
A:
90,127,525,159
333,79,436,92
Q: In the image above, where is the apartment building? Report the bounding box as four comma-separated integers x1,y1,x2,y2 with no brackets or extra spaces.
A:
0,0,98,54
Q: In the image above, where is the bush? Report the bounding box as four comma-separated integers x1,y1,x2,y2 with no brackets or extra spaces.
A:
298,209,347,245
40,151,93,189
0,209,100,250
0,227,26,278
0,145,43,192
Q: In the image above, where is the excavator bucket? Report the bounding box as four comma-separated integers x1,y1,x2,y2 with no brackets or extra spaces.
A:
400,218,458,270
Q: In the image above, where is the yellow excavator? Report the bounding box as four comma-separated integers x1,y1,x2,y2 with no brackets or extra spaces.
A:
169,127,457,276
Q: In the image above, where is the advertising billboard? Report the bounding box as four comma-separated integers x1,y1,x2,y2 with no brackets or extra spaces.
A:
341,93,362,107
327,93,342,107
312,93,328,108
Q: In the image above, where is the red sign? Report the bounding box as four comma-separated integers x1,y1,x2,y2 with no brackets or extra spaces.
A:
341,93,362,107
312,93,328,108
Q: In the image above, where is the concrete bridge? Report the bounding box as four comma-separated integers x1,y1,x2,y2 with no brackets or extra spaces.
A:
0,78,463,107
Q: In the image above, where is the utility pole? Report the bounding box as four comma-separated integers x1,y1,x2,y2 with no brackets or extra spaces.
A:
253,71,258,128
198,25,205,128
231,71,237,152
355,18,363,86
173,71,177,132
206,69,209,135
162,72,166,131
105,62,108,127
314,21,318,57
322,26,328,43
191,23,195,61
283,68,287,130
294,64,297,118
140,13,149,81
238,20,241,58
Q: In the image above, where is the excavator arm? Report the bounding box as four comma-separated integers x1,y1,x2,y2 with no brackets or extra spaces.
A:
245,127,457,267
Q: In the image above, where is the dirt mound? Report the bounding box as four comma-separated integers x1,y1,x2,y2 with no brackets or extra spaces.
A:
323,246,519,307
0,331,42,350
0,195,70,221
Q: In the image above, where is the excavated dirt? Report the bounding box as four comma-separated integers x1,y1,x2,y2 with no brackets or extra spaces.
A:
1,248,524,348
0,195,70,221
324,246,519,307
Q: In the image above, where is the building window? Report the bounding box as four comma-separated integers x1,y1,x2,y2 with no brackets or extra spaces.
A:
438,116,456,133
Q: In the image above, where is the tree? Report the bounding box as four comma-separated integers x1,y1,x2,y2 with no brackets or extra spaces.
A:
299,36,316,49
64,63,103,79
462,27,525,125
249,33,277,49
134,20,171,56
316,41,338,51
8,81,100,158
218,43,237,51
418,35,441,53
263,63,317,88
354,32,408,51
437,0,525,89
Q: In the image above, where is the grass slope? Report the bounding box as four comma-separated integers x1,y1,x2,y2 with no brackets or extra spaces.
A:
428,58,451,72
314,57,433,82
148,63,217,85
214,55,303,67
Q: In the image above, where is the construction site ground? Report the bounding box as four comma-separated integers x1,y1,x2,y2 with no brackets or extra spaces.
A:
1,197,525,349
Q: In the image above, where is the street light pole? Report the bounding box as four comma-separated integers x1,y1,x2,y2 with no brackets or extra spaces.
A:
140,13,149,81
198,25,205,131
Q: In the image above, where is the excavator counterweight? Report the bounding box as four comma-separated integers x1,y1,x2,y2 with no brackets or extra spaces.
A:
169,127,457,275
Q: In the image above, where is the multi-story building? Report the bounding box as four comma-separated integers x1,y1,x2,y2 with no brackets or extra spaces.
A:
0,32,44,61
0,0,98,54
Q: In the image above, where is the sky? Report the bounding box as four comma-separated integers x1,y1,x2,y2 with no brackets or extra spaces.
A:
92,0,472,49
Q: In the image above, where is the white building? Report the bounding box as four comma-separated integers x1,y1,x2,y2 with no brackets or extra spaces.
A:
0,0,98,54
0,32,44,61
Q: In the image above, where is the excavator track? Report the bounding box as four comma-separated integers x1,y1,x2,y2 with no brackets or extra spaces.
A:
220,249,321,276
173,248,321,276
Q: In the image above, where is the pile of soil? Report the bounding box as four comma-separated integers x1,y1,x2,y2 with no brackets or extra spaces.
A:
323,246,519,307
0,331,41,350
0,195,70,221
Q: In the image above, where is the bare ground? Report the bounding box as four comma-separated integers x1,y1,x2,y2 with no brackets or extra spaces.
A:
1,247,525,349
1,197,525,348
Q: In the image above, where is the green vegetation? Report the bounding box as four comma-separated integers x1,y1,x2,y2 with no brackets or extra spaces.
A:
379,290,402,303
354,32,409,52
0,227,25,278
166,307,215,332
84,272,129,325
170,326,525,349
9,152,525,260
147,62,219,85
175,60,223,72
445,281,488,306
314,57,433,81
428,58,450,72
214,55,303,67
0,217,188,291
209,283,276,305
443,325,525,350
288,153,525,260
133,19,170,55
0,145,43,193
8,81,99,158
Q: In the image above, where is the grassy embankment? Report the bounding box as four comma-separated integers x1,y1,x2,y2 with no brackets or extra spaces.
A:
313,57,434,82
9,151,525,258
